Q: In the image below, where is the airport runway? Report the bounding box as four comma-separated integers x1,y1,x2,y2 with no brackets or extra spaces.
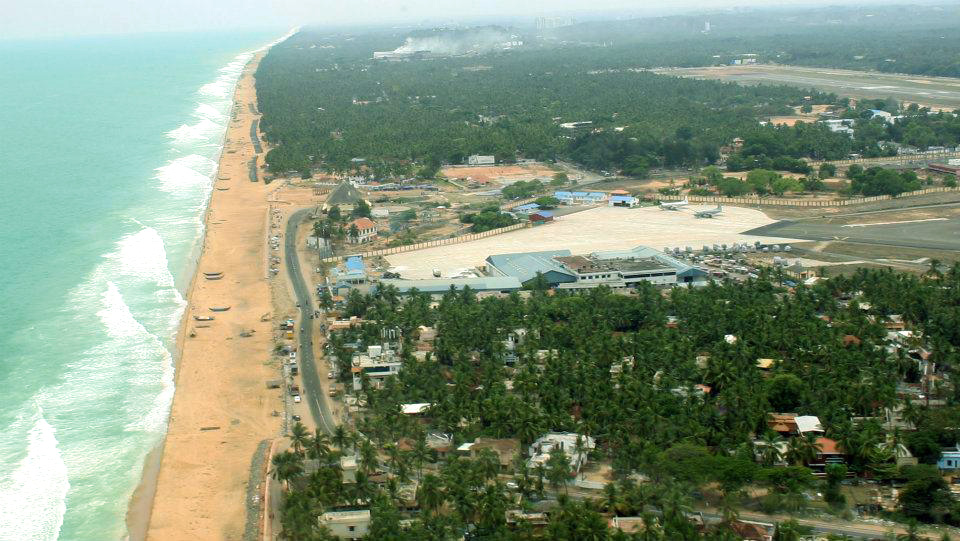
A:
747,217,960,251
659,65,960,110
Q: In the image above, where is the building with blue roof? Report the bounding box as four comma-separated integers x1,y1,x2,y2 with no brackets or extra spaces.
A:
608,195,639,208
554,191,607,205
485,250,577,287
484,246,708,291
512,203,540,213
345,256,365,272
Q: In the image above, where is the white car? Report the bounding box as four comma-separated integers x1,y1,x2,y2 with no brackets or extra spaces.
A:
293,395,301,403
327,372,334,379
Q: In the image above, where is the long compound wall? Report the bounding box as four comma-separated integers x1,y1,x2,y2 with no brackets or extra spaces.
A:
320,222,530,263
655,186,960,208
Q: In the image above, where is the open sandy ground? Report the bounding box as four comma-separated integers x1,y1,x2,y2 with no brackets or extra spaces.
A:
386,205,801,279
143,53,281,541
441,164,557,184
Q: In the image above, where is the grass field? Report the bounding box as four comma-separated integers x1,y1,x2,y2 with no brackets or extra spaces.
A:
655,64,960,110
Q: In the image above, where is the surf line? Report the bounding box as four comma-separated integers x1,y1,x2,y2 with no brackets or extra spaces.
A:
842,218,948,228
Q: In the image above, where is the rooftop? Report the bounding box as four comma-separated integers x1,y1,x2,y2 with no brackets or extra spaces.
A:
321,509,371,522
326,180,365,207
351,217,376,229
485,250,574,284
345,256,365,272
380,276,522,294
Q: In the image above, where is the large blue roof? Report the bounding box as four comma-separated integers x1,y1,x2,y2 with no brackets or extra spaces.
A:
345,256,365,272
513,203,541,212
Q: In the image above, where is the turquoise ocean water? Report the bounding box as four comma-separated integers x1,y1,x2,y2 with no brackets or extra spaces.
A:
0,29,290,540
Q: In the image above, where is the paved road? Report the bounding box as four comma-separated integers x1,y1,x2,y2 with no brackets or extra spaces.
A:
557,486,944,539
284,208,336,434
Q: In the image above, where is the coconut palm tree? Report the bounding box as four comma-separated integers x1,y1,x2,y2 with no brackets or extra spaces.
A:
288,422,311,456
359,439,379,474
331,424,353,454
270,450,304,488
307,429,332,462
759,432,784,466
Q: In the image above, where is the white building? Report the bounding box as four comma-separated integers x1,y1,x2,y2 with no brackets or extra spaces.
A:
320,510,370,540
351,345,402,390
467,155,496,166
527,432,596,473
347,217,377,244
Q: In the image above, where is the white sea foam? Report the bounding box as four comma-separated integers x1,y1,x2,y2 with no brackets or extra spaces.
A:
0,408,69,541
154,154,216,195
166,117,222,144
96,282,177,433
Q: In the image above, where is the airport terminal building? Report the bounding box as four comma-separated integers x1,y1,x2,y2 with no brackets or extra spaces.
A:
485,246,708,289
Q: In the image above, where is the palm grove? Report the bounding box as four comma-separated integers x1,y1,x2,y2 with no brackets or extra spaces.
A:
272,264,960,539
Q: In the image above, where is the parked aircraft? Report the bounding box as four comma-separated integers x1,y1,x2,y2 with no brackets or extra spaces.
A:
660,198,688,210
694,205,723,218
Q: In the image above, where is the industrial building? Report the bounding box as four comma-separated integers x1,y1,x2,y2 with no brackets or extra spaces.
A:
485,246,709,289
379,276,522,296
485,250,578,287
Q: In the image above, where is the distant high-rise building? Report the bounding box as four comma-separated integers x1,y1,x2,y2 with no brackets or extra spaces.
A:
703,21,711,33
536,16,575,30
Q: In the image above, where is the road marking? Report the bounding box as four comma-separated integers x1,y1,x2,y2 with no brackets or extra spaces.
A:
842,218,948,227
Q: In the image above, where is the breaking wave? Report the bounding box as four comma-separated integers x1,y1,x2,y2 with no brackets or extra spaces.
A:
0,407,70,541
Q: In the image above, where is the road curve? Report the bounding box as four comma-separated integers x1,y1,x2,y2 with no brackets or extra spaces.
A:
285,208,336,434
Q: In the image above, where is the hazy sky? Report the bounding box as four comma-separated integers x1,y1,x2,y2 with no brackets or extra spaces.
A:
2,0,897,39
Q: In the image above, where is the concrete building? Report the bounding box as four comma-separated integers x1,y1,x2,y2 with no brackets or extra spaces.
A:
486,246,709,289
558,121,593,134
608,195,639,207
348,217,377,244
329,256,369,296
351,345,402,391
528,432,596,473
379,276,522,296
458,438,521,470
939,445,960,471
320,510,371,540
467,155,496,166
576,246,709,287
554,191,607,205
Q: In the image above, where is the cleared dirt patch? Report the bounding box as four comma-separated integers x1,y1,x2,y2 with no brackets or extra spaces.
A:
441,164,557,184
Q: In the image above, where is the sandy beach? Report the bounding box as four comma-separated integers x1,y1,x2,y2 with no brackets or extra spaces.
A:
136,52,282,540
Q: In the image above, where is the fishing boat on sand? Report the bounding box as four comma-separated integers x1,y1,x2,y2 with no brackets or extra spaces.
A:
209,306,231,312
194,315,215,321
204,272,224,280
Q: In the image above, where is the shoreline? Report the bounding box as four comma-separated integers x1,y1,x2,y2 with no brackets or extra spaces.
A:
128,46,281,540
123,46,255,540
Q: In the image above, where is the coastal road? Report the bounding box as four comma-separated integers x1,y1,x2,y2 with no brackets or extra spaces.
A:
284,208,336,434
